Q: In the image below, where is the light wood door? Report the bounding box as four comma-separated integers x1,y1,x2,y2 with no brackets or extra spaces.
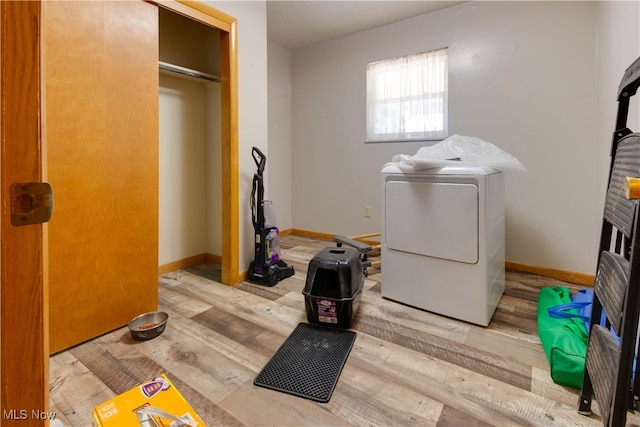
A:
1,1,49,423
46,0,160,353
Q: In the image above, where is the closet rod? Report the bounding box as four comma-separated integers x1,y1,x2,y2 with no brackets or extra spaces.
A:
159,61,220,83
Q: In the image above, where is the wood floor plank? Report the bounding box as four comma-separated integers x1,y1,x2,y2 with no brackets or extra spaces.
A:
190,305,288,357
49,235,607,426
49,403,73,427
352,313,532,391
359,291,472,344
234,282,286,301
125,315,259,404
218,381,350,427
349,333,599,426
69,340,143,396
436,405,494,427
335,353,444,425
49,351,115,426
164,270,307,331
464,327,549,371
275,290,306,310
487,306,538,337
154,310,268,374
158,274,214,317
81,328,243,425
530,366,590,411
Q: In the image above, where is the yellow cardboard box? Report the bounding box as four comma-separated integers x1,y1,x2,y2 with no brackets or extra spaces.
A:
93,374,205,427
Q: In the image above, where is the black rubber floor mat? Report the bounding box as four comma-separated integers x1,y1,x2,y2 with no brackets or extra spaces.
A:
254,322,357,403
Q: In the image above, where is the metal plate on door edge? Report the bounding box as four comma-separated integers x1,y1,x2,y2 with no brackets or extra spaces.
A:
10,182,54,226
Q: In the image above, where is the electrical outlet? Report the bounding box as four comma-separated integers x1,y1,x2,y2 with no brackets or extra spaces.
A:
364,206,371,218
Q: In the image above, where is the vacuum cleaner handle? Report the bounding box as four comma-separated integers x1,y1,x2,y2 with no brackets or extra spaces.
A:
252,147,266,176
251,173,264,228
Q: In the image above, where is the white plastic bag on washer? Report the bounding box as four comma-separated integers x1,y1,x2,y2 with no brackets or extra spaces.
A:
389,134,528,173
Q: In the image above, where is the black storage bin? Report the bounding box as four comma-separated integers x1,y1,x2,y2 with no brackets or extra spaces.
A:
302,247,364,328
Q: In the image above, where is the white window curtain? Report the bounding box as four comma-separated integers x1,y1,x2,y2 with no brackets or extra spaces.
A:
366,48,448,142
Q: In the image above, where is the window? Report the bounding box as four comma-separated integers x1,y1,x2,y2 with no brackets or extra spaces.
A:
366,48,448,142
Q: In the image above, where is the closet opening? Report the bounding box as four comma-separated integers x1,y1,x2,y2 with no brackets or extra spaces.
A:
157,2,239,285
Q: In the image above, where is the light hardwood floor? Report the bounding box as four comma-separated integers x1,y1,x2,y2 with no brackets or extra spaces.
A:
50,235,620,426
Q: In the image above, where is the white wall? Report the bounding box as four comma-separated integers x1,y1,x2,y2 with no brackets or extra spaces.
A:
287,1,640,275
158,0,639,276
159,75,207,265
159,75,221,265
267,42,293,230
208,0,268,268
596,0,640,207
205,81,223,256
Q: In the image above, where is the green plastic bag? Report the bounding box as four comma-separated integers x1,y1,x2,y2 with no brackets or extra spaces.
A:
537,286,589,388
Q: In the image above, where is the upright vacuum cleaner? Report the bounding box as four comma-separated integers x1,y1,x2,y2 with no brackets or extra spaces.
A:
247,147,294,286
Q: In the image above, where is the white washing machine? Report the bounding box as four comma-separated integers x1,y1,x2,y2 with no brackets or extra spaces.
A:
381,164,505,326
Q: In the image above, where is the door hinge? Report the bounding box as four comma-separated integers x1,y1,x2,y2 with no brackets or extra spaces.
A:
10,182,54,226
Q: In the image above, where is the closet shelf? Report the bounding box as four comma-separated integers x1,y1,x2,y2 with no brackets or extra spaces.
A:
159,61,220,83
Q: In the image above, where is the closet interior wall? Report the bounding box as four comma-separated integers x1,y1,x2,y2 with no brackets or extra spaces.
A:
158,8,223,269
